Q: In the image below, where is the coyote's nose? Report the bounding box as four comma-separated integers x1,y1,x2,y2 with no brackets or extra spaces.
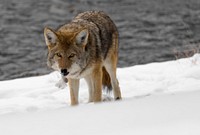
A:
61,69,69,76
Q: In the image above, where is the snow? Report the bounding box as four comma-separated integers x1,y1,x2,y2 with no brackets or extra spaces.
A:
0,54,200,135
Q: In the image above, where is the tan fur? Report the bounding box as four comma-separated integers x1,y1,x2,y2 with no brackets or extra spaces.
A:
102,67,112,90
44,11,122,105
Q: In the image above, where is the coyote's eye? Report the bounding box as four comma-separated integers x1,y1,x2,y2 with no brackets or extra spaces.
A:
68,53,75,59
56,53,62,58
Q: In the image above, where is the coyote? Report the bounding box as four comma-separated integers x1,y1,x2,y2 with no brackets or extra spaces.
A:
44,11,121,105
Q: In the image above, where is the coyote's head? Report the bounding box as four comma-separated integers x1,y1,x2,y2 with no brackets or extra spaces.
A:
44,27,89,78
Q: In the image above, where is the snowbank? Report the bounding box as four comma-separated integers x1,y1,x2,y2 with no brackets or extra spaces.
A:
0,54,200,135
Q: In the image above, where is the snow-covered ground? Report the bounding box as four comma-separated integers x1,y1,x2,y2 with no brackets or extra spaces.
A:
0,54,200,135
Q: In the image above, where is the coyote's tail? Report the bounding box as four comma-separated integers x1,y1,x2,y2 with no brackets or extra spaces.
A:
102,67,112,91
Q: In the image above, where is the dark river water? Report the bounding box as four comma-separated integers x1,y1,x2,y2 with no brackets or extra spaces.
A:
1,0,200,81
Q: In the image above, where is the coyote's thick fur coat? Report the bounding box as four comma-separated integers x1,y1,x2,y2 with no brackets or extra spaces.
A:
44,11,121,105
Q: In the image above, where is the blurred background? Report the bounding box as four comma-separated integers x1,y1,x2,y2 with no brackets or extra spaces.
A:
1,0,200,81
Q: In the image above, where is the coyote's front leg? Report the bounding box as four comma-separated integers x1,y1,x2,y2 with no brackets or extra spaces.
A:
68,78,80,105
92,66,102,102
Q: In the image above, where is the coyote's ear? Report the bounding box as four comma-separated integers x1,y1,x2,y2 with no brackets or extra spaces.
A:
44,27,57,46
76,29,89,46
